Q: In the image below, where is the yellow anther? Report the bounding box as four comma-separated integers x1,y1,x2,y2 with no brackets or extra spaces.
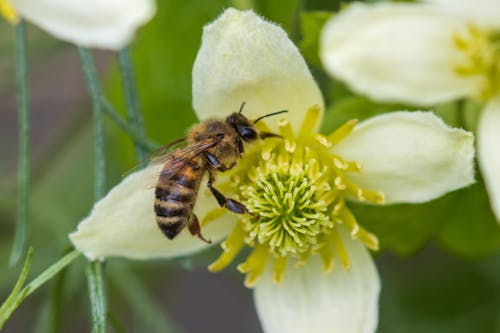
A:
0,0,18,24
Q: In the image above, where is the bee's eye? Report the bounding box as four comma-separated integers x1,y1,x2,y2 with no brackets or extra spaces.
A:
239,127,257,141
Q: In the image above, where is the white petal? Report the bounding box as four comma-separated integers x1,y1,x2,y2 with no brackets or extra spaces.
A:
332,111,475,204
426,0,500,31
478,98,500,221
254,228,380,333
193,8,323,132
69,165,234,260
320,2,479,106
11,0,155,50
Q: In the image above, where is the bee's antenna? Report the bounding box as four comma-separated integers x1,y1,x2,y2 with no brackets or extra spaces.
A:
253,109,288,124
239,101,246,114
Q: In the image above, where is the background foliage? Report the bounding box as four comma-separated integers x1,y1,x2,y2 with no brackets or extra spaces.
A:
0,0,499,332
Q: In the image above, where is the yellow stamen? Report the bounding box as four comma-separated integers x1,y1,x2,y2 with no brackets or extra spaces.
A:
317,241,334,272
272,256,287,283
201,208,226,227
238,244,270,287
330,228,350,270
327,119,358,145
0,0,18,24
299,104,322,139
208,224,246,272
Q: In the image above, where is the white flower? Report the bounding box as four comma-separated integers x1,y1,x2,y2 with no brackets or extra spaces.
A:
0,0,155,49
70,9,475,333
320,1,500,221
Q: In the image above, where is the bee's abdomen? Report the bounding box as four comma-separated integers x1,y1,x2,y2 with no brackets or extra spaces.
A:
154,164,202,239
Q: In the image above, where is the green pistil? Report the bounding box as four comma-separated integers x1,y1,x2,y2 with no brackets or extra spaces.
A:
208,105,383,287
241,152,331,257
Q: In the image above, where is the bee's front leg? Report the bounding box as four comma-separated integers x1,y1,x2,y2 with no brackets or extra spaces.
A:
207,170,259,219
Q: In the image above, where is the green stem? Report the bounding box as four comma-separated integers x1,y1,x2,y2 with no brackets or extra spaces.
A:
77,48,105,199
118,47,148,160
86,262,107,333
77,47,107,333
0,249,81,330
100,97,160,152
10,20,30,266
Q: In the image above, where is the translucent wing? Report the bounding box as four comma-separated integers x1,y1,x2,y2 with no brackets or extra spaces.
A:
122,137,188,177
157,137,220,182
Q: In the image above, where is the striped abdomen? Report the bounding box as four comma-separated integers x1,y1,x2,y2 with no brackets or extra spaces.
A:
155,161,204,239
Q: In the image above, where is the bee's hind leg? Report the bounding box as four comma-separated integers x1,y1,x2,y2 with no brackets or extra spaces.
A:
207,171,259,219
188,214,211,244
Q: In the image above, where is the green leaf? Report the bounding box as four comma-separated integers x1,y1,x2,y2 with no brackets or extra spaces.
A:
253,0,302,34
377,246,498,333
350,198,446,256
437,178,500,258
298,11,332,67
321,95,415,134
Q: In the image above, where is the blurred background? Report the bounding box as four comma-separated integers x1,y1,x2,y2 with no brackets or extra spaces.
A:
1,0,500,332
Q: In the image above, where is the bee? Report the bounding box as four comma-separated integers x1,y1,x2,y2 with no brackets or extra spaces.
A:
149,103,287,243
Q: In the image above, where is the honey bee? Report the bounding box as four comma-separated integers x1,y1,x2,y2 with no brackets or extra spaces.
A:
149,103,287,243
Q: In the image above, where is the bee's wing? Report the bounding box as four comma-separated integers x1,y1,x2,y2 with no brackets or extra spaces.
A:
157,137,220,182
122,137,188,177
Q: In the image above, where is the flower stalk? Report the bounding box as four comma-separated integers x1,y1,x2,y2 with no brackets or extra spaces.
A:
77,47,107,333
10,20,30,266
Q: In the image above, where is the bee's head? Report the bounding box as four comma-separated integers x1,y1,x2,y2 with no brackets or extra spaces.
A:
227,102,288,142
227,112,258,142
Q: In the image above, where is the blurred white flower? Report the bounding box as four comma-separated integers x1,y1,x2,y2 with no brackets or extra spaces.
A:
320,0,500,222
0,0,155,49
70,9,475,333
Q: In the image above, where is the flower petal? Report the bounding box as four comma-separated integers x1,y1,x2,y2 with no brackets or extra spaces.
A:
254,228,380,333
11,0,155,49
478,98,500,221
332,111,475,204
426,0,500,31
320,2,479,106
192,8,323,132
69,165,234,260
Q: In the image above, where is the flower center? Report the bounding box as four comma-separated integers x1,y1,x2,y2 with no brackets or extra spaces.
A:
205,106,384,287
240,145,332,257
453,25,500,100
0,0,18,24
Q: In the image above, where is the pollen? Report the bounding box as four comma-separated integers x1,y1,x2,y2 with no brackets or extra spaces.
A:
453,24,500,101
208,106,383,287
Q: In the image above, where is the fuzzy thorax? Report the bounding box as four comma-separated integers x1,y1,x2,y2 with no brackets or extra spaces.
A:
206,106,384,287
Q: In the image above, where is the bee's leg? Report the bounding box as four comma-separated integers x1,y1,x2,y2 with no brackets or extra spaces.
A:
188,214,211,244
207,171,259,219
204,152,236,172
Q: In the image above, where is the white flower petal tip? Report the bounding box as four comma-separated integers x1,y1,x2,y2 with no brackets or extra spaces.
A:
254,228,380,333
193,8,323,132
11,0,156,49
332,111,475,204
478,99,500,221
425,0,500,31
69,167,234,261
319,2,479,106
